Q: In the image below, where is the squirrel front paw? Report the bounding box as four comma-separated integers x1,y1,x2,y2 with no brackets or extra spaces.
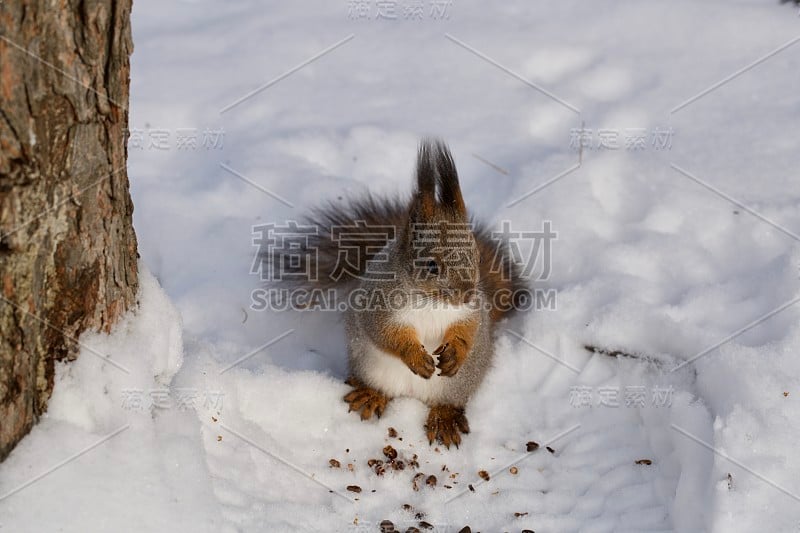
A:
433,339,466,377
403,345,436,379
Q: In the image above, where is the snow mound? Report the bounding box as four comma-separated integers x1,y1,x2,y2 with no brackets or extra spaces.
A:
0,267,222,533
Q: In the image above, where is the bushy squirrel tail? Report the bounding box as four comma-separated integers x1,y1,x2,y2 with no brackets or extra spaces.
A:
473,221,530,321
261,194,407,290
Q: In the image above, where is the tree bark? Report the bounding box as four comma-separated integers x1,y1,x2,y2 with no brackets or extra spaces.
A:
0,0,138,461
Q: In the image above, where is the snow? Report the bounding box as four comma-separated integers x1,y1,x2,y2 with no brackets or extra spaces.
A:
0,270,223,531
2,1,800,532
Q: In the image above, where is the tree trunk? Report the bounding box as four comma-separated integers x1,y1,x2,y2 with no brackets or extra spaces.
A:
0,0,138,461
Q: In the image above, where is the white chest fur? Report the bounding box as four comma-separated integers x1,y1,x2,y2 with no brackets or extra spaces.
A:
360,302,475,403
394,302,474,352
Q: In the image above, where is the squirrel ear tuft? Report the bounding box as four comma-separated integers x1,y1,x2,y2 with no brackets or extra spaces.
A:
413,138,437,220
433,140,466,217
413,138,466,220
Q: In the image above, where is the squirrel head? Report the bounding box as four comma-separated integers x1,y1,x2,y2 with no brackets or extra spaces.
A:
400,139,480,306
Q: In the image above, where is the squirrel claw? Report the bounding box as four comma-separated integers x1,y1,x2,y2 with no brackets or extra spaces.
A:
434,342,463,377
344,383,390,421
425,405,470,449
405,350,436,379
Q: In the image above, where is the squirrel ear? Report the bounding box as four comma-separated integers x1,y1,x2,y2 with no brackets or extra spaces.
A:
412,138,467,221
433,141,466,217
413,139,437,220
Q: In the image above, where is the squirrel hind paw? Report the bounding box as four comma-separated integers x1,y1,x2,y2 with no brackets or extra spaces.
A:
425,405,470,449
344,384,390,421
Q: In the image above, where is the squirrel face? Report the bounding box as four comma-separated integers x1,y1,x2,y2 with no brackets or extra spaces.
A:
399,139,480,307
405,219,480,306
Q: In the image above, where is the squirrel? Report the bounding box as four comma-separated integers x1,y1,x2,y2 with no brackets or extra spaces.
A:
269,139,528,448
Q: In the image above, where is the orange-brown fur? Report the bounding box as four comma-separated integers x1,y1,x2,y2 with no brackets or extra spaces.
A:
433,317,479,377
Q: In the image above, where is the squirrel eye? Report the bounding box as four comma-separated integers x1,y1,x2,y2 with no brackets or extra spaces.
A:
427,259,439,276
